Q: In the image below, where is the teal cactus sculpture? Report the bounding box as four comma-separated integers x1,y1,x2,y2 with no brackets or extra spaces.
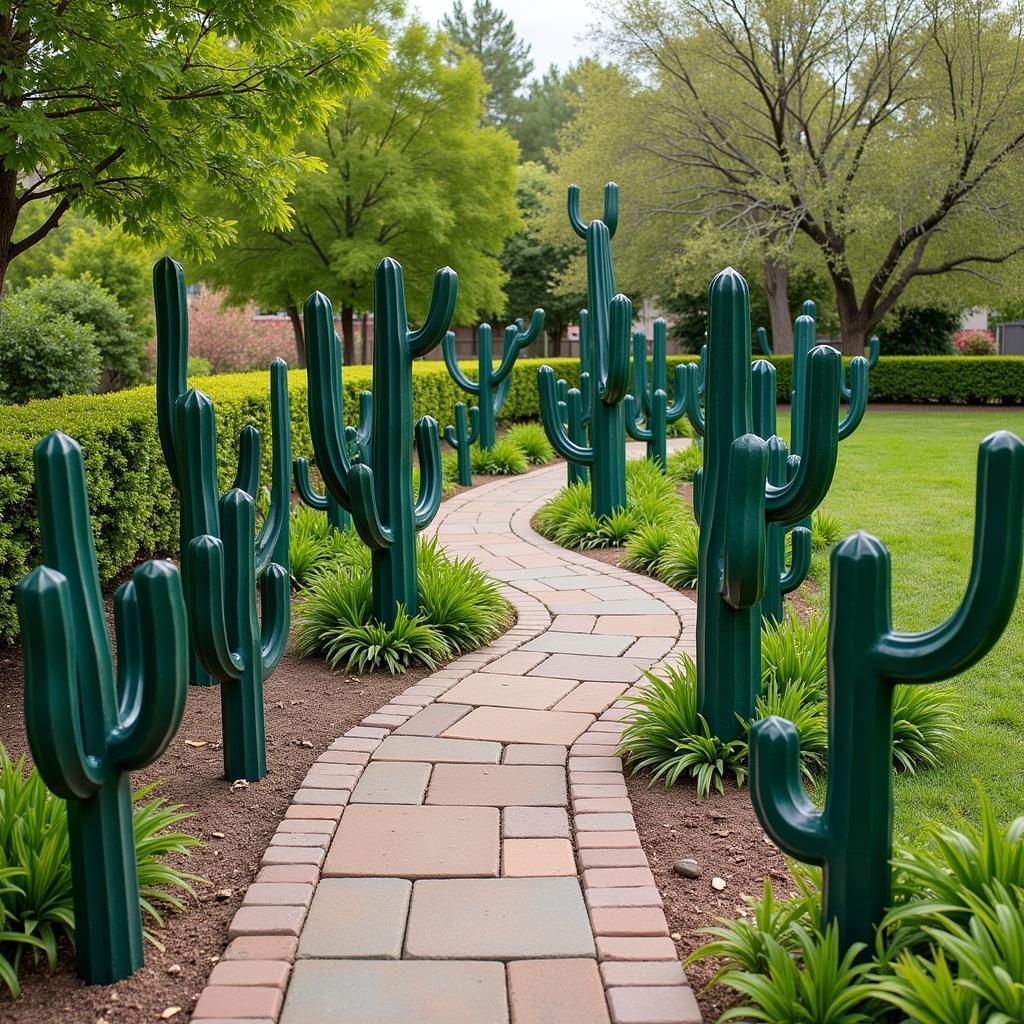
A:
555,308,592,486
444,402,480,486
15,431,189,984
305,258,456,625
756,325,772,356
539,183,632,517
442,311,544,451
176,370,292,782
626,319,687,470
697,268,841,741
681,343,707,440
751,430,1024,955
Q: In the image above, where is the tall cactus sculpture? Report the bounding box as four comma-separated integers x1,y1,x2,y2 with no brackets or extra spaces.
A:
697,268,841,741
442,311,543,451
444,402,479,486
751,430,1024,954
154,257,290,682
680,342,707,439
539,183,632,517
15,432,188,984
305,258,456,626
626,319,687,470
555,308,591,486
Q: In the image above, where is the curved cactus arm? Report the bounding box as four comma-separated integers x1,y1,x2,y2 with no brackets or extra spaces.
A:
347,465,395,551
260,564,291,673
442,331,480,395
625,393,652,442
108,560,189,771
780,526,813,595
631,331,650,418
538,366,595,464
493,309,545,386
293,458,329,511
579,371,593,425
750,716,829,864
866,336,880,369
408,267,458,357
567,182,619,239
873,430,1024,682
837,357,869,439
232,426,261,497
599,294,633,404
681,363,706,437
186,535,245,681
756,326,773,356
692,466,704,527
353,390,373,457
254,359,291,574
697,343,707,397
765,346,840,524
721,434,768,610
666,364,687,421
413,416,444,530
15,566,104,800
154,256,188,489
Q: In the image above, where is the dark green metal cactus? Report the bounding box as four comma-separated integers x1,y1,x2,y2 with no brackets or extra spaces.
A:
305,258,455,626
15,432,189,985
626,319,687,470
697,268,841,741
539,183,632,517
555,308,592,487
444,402,480,486
681,343,707,439
443,311,543,451
756,325,772,356
175,368,291,782
751,430,1024,954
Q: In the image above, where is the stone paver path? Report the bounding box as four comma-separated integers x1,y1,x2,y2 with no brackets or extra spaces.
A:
191,443,702,1024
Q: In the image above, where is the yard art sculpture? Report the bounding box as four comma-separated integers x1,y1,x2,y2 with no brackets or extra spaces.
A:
539,183,632,516
625,318,687,470
751,429,1024,954
305,257,456,626
555,307,591,487
444,400,479,486
16,432,188,984
697,268,840,741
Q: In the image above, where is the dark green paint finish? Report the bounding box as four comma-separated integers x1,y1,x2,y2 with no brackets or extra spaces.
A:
626,320,687,470
15,432,188,985
751,430,1024,954
444,401,480,486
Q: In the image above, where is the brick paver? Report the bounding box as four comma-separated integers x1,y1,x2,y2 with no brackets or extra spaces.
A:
199,446,703,1023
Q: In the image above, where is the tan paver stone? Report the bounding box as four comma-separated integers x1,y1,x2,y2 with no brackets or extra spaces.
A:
585,887,663,909
576,831,641,849
571,784,628,799
324,805,499,878
583,866,656,888
280,961,508,1024
328,737,379,753
502,839,576,876
298,878,412,959
192,986,283,1020
600,961,690,986
507,958,611,1024
439,673,577,710
481,650,550,674
578,848,649,868
569,771,626,785
590,906,670,936
553,683,629,714
550,600,671,616
503,743,567,765
593,615,679,637
502,806,570,839
445,707,595,745
568,756,623,772
350,761,431,804
228,905,307,938
521,632,635,657
270,832,331,848
597,936,678,961
242,883,314,907
222,935,298,962
550,615,596,633
284,804,344,820
405,877,595,959
531,654,644,683
256,864,321,885
426,764,567,807
392,703,474,737
371,735,501,763
292,789,351,806
624,637,676,660
260,847,326,867
276,819,336,834
575,813,635,832
606,984,702,1023
573,798,633,814
207,959,291,988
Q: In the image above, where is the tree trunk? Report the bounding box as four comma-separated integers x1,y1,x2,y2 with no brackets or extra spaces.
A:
550,322,563,358
0,167,20,295
833,278,870,355
286,304,305,369
360,312,370,364
341,305,355,365
763,257,794,354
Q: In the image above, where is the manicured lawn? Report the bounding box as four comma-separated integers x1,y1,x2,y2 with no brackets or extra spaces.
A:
775,408,1024,837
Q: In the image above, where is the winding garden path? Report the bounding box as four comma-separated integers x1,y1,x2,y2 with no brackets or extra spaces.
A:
190,441,702,1024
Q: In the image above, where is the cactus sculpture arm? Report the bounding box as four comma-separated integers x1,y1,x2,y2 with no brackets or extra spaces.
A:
15,431,188,984
538,365,596,464
751,430,1024,955
568,181,619,237
409,268,458,356
254,358,291,572
756,325,773,356
294,458,330,512
444,402,480,486
625,320,683,470
492,310,544,393
347,389,374,461
839,337,880,402
682,356,706,438
837,355,869,439
413,416,444,529
441,330,481,395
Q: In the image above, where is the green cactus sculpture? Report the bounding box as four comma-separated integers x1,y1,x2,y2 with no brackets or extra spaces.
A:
305,258,456,626
539,183,632,517
626,319,687,470
442,312,543,451
555,308,592,486
154,257,290,683
444,402,480,486
294,388,373,531
15,432,189,984
756,325,772,356
751,430,1024,954
697,268,841,741
681,342,707,439
176,370,292,782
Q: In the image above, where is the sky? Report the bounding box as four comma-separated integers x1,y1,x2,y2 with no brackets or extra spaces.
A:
410,0,598,76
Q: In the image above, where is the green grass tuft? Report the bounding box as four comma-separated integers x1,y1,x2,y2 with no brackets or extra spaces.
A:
505,422,555,464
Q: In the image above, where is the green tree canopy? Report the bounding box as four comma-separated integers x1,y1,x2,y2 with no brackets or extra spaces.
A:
199,0,520,366
0,1,386,290
509,65,580,167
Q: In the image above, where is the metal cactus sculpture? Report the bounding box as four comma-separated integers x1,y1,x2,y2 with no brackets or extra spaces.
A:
444,402,479,486
555,308,591,487
681,342,707,440
751,431,1024,954
626,319,687,470
15,432,189,984
539,183,632,517
154,256,290,683
305,257,456,626
697,268,841,741
442,311,543,451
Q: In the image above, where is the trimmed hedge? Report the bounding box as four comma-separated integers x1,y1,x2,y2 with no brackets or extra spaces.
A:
1,354,1021,644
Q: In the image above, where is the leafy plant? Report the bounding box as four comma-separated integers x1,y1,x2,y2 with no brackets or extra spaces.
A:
755,677,828,774
655,522,700,589
667,441,703,482
470,436,529,475
811,509,844,550
891,685,961,773
318,606,451,673
622,521,676,574
288,504,365,588
761,611,829,698
506,421,555,464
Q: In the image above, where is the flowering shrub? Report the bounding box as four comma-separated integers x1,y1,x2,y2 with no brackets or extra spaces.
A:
953,329,996,355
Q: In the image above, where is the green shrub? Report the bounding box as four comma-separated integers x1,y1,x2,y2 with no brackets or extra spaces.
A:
876,304,958,356
288,505,366,589
761,612,829,697
187,355,213,377
811,509,844,550
470,436,529,475
622,521,676,574
667,442,703,482
505,421,555,464
654,523,700,590
891,685,961,773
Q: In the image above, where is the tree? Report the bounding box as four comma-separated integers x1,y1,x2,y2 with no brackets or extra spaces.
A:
602,0,1024,353
0,1,386,291
502,163,583,355
200,1,520,366
509,66,580,166
442,0,533,126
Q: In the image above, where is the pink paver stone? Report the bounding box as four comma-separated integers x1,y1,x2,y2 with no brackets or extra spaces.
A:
606,984,703,1023
426,763,567,807
444,706,595,745
192,986,283,1020
503,806,571,838
503,838,577,876
439,672,577,710
507,959,611,1024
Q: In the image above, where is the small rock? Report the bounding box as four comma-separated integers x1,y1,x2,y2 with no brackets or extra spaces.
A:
161,1009,182,1021
673,858,701,879
210,831,225,839
670,931,682,941
296,739,313,748
711,876,727,891
184,739,206,748
229,779,249,792
166,964,181,975
216,889,233,900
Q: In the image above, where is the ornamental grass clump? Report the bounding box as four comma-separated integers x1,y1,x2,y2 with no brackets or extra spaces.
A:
470,436,529,475
505,422,556,464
